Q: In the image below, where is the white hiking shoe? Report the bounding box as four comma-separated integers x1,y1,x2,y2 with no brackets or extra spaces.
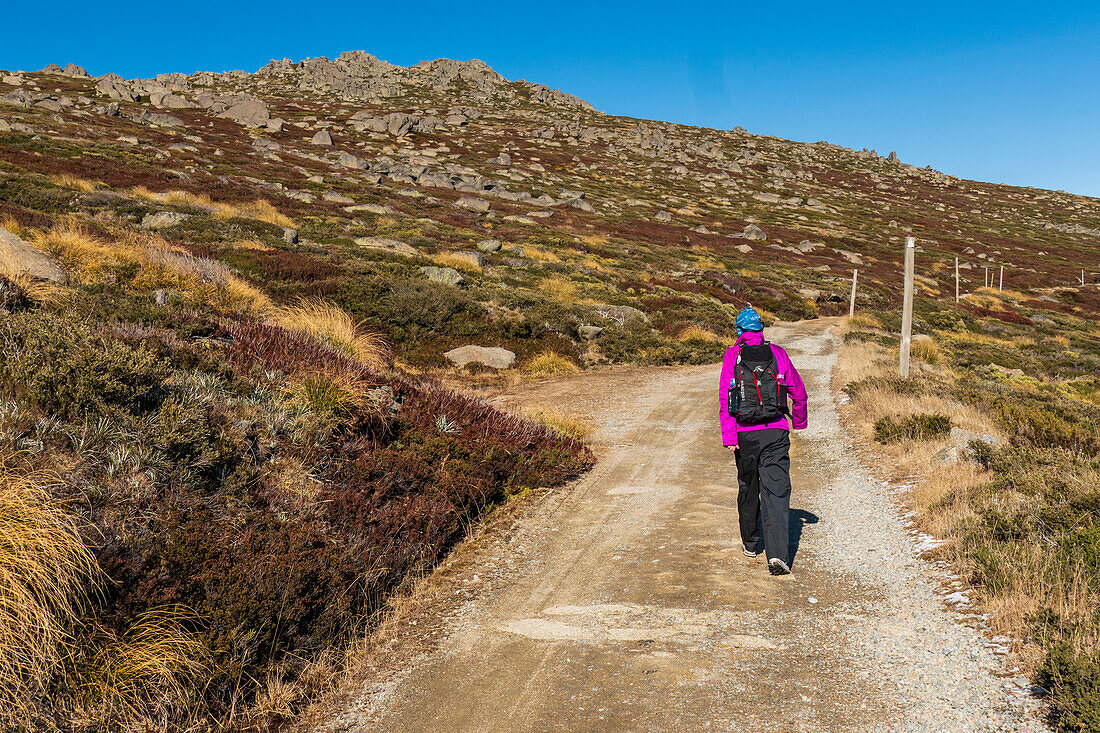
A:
743,547,761,558
768,557,791,575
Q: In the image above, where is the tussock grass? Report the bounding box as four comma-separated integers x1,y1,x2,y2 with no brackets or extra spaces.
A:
287,372,367,420
50,173,100,192
524,245,560,263
432,252,483,273
273,298,391,371
538,276,578,303
677,325,735,346
76,608,210,727
524,406,593,441
33,223,272,314
522,351,580,376
846,313,882,329
131,187,295,228
0,464,103,724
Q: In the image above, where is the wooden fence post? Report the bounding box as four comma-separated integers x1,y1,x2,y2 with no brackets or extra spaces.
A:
900,237,915,378
849,269,858,317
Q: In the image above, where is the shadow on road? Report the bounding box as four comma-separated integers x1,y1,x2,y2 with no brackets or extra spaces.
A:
789,508,819,567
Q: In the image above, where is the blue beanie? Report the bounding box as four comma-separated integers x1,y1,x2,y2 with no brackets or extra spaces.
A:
736,307,764,335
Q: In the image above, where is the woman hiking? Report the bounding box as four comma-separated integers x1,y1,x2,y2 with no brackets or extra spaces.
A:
718,308,808,575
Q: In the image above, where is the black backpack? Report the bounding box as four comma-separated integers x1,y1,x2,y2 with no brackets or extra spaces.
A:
728,342,788,425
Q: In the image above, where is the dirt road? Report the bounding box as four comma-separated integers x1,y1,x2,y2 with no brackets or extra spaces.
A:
325,321,1043,732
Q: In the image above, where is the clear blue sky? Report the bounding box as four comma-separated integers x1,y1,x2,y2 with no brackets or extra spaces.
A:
5,1,1100,197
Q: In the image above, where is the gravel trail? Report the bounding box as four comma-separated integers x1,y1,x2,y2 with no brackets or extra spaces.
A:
325,321,1044,732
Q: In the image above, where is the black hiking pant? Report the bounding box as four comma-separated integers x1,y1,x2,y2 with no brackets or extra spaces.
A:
735,428,793,566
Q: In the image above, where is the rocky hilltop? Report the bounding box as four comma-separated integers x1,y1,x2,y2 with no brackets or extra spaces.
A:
3,54,1098,360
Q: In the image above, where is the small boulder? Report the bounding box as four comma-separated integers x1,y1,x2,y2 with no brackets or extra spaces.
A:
355,236,418,257
735,244,754,254
141,211,189,229
741,224,767,241
593,304,649,324
311,129,333,146
444,345,516,370
655,211,672,223
476,239,503,253
579,325,604,340
0,226,66,283
456,196,491,213
420,266,465,287
283,227,298,244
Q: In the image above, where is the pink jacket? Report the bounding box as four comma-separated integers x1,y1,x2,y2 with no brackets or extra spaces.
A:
718,332,808,447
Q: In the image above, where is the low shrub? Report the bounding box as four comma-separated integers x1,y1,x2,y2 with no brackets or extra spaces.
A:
0,311,166,420
1037,643,1100,732
873,413,951,443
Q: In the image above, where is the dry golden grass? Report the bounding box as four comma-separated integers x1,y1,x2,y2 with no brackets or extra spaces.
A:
537,276,578,303
524,246,560,263
432,252,483,273
33,223,272,315
524,405,594,440
0,216,28,238
0,464,103,724
235,199,295,228
578,233,608,246
131,187,295,228
77,607,210,728
677,325,736,346
50,173,100,192
0,246,62,304
522,351,580,377
846,313,883,329
274,298,391,371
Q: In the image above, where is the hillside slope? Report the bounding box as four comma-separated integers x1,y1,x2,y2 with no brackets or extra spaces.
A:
2,53,1097,369
1,52,1099,731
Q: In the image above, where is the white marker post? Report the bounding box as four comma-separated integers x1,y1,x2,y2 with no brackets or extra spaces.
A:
999,265,1004,291
849,269,858,317
955,257,960,303
900,236,915,378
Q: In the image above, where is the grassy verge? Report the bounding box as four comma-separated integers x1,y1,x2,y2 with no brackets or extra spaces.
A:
0,226,593,730
836,294,1100,731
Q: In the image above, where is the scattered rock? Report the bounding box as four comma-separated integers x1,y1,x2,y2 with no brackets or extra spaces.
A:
283,228,298,244
741,224,767,241
456,196,491,213
311,129,334,146
345,203,394,215
444,345,516,369
217,98,272,128
735,244,753,254
489,152,511,166
592,304,649,324
141,211,189,229
476,239,503,253
0,226,66,283
655,211,672,223
579,325,604,340
834,248,864,265
323,191,355,204
420,266,465,287
355,236,418,257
